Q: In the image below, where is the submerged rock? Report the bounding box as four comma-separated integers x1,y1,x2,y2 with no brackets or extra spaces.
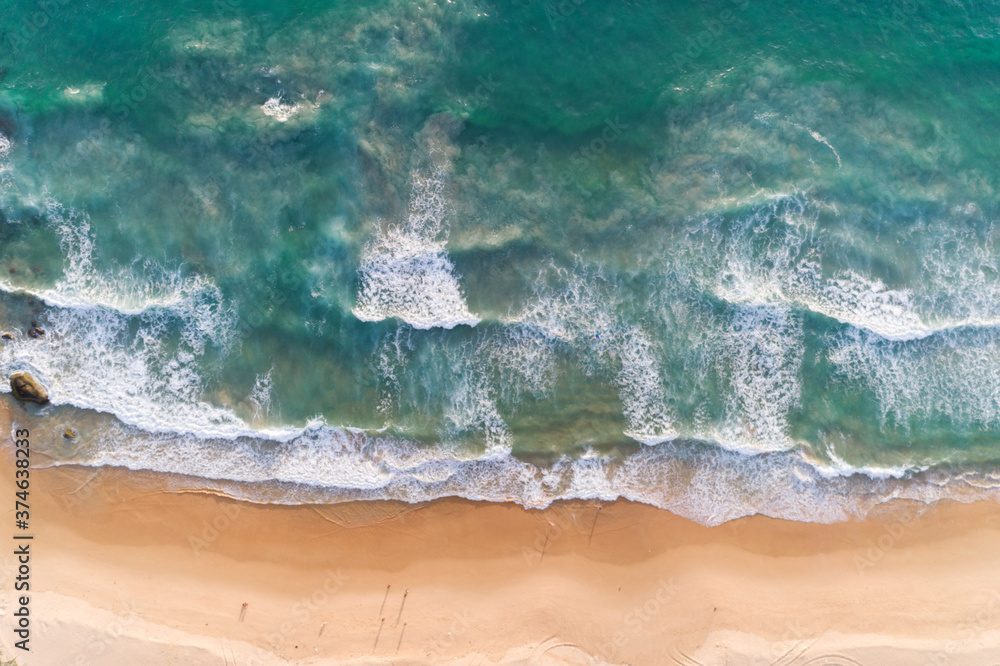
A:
10,372,49,404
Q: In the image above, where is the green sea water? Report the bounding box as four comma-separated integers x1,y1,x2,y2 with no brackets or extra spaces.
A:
2,0,1000,523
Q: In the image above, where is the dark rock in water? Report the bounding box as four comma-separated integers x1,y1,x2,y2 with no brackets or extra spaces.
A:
0,112,16,138
1,333,11,340
11,206,45,227
10,372,48,404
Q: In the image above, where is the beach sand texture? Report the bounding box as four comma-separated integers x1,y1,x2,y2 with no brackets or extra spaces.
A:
2,400,1000,664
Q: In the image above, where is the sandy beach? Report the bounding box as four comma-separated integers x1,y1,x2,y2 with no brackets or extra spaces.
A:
2,400,1000,665
5,0,1000,662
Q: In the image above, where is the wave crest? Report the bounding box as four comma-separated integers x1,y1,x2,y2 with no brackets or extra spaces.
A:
353,162,479,329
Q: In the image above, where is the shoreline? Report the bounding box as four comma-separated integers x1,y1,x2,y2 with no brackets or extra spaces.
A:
3,402,1000,664
6,395,993,529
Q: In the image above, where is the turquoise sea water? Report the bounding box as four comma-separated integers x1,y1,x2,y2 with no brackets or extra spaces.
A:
2,0,1000,523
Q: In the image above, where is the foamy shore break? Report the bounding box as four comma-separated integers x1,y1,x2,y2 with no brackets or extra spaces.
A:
4,402,1000,665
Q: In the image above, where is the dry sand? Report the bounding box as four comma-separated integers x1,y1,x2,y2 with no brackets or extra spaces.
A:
1,400,1000,665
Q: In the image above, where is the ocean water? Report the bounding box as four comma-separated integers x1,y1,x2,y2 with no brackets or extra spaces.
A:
3,0,1000,524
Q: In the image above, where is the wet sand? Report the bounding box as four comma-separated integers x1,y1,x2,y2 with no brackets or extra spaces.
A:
2,399,1000,665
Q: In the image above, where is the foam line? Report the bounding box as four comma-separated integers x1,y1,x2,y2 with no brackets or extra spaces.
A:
0,201,298,440
52,417,1000,527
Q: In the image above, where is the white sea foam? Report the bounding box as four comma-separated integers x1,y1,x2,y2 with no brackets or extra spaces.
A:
261,96,300,122
913,219,1000,333
614,327,677,444
0,209,978,526
0,203,295,441
353,162,480,329
374,327,414,415
794,269,927,340
804,126,842,169
808,445,926,481
0,295,277,439
830,327,1000,429
443,372,512,458
751,113,842,168
371,261,675,450
55,416,1000,527
518,266,612,343
373,324,519,457
714,304,803,453
519,268,677,444
483,323,558,405
0,201,223,318
709,194,936,341
706,194,1000,342
248,369,274,421
0,133,11,188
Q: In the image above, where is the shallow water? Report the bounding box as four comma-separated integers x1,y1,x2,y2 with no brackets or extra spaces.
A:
3,0,1000,524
